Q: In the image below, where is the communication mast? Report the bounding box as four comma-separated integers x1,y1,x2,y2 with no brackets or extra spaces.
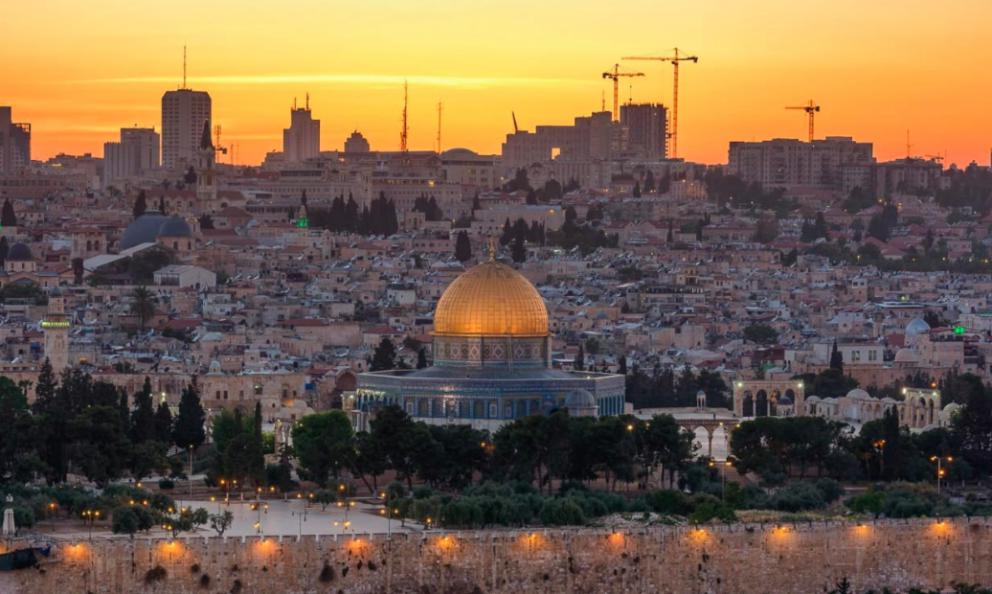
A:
436,102,443,154
400,80,409,152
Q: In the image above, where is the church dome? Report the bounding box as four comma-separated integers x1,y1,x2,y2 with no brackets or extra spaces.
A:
158,216,192,238
433,261,548,337
120,213,192,250
905,317,931,338
121,212,169,250
6,242,33,261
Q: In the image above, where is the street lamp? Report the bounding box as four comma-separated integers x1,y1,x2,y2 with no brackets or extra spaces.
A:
872,439,887,478
708,459,733,500
930,455,953,496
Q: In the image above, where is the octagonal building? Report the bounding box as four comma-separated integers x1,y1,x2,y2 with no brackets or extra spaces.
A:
352,260,625,431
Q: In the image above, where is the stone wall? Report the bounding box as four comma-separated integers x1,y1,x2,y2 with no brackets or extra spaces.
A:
3,518,992,594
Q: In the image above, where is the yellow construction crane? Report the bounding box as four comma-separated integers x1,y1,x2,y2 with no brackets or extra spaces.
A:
785,100,820,142
623,48,698,158
601,64,644,122
213,125,229,161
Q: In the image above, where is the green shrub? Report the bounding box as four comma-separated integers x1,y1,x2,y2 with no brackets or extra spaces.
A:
539,498,586,526
646,490,691,515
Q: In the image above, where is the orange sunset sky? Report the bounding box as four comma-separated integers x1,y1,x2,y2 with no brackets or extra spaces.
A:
5,0,992,167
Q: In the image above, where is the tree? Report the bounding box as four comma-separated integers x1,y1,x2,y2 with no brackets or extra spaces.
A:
511,235,527,263
173,380,206,450
209,510,233,537
574,344,585,371
0,377,41,482
370,337,398,371
112,507,140,538
368,406,420,487
154,401,173,444
830,340,844,372
130,377,156,443
632,181,641,198
454,230,472,262
133,190,147,219
743,323,778,345
1,199,16,227
416,348,428,369
0,236,8,267
131,287,156,330
291,411,354,486
953,379,992,473
753,217,779,244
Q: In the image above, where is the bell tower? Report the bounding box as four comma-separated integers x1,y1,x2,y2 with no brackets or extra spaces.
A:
42,293,70,373
196,119,216,202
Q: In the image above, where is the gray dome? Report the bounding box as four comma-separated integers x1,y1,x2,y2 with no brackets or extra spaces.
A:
121,212,169,250
158,216,192,238
6,243,32,262
120,213,192,250
906,318,931,337
565,389,597,409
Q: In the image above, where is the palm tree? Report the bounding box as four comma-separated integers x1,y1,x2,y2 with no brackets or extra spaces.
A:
132,286,156,330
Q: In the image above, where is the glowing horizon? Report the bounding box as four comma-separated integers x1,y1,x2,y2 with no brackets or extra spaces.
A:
6,0,992,167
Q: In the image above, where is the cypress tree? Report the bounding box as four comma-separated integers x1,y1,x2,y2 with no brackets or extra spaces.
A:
130,376,156,443
1,199,16,227
454,231,472,262
132,190,147,219
173,378,206,450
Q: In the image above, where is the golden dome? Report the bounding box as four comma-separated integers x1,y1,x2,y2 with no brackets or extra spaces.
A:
434,261,548,337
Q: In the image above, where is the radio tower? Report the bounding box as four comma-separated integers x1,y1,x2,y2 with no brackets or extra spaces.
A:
400,80,409,152
436,101,443,153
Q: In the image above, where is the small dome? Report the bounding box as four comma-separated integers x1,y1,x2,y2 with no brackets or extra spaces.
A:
846,388,871,400
905,318,931,338
433,261,548,337
778,394,793,405
158,216,192,238
566,389,597,409
6,243,33,261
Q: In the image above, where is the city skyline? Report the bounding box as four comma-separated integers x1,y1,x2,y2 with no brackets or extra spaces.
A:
6,0,992,166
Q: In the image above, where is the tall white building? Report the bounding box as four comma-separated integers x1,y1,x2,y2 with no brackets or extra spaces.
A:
282,100,320,163
161,89,211,169
0,107,31,174
102,127,160,187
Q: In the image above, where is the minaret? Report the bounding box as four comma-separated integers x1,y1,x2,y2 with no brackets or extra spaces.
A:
196,119,216,202
42,293,70,373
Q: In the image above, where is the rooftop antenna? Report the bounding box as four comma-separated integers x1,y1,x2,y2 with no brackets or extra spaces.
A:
601,89,605,112
436,101,443,154
293,96,297,110
906,129,912,159
306,92,310,111
182,45,188,89
400,80,409,152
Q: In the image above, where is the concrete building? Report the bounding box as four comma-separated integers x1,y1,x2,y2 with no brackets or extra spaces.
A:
728,136,874,192
102,127,160,187
501,111,619,171
153,264,217,289
161,88,211,169
282,100,320,163
620,103,667,160
0,107,31,174
344,131,370,154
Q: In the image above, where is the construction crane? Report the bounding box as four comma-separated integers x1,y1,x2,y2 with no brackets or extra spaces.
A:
785,100,820,142
601,64,644,122
623,48,698,158
400,80,409,152
213,125,229,162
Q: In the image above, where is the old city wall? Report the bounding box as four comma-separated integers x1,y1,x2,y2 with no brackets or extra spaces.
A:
3,518,992,594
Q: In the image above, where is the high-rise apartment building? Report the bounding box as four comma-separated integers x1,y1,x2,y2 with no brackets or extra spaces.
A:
727,136,874,192
620,103,668,160
103,127,160,187
282,100,320,163
161,89,211,169
0,107,31,173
